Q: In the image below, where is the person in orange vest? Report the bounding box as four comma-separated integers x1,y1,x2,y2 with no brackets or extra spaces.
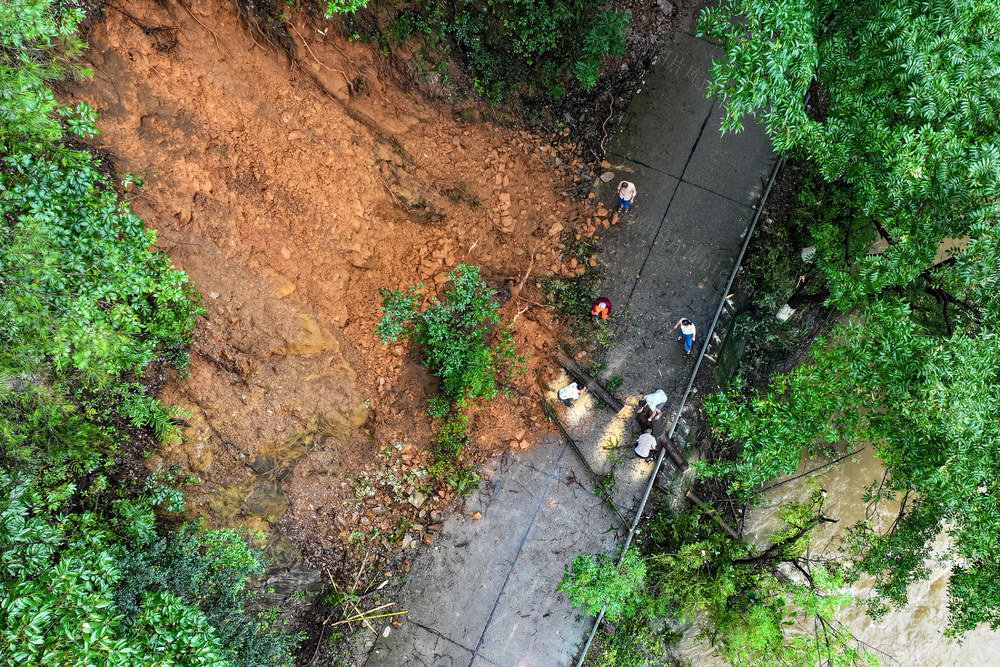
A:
591,297,612,320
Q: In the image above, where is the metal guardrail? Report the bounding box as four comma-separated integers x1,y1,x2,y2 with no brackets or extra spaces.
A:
573,156,785,666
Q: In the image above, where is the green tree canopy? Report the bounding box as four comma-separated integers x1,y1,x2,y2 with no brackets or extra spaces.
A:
376,264,524,401
701,0,1000,306
699,0,1000,638
1,2,298,664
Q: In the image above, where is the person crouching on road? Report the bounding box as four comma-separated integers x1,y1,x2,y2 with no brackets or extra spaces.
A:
634,429,658,463
638,389,668,422
591,297,612,321
558,381,586,407
674,318,696,356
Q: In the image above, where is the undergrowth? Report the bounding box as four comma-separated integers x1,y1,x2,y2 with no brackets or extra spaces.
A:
376,264,525,495
0,3,300,663
339,0,629,104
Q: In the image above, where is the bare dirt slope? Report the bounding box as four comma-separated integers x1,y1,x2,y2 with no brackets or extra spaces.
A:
65,0,599,572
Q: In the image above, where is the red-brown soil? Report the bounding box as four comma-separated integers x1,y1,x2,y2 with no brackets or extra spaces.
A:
63,0,612,572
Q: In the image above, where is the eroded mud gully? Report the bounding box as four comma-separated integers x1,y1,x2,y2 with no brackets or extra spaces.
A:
64,0,602,580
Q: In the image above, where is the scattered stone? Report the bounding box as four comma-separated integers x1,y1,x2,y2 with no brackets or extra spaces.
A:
408,491,427,508
600,171,615,182
519,439,530,450
599,160,612,169
657,0,677,15
242,482,288,519
391,617,404,629
401,559,410,574
209,291,220,299
587,192,596,199
427,522,445,533
472,512,482,520
549,222,564,236
280,246,291,259
249,455,277,475
421,533,434,545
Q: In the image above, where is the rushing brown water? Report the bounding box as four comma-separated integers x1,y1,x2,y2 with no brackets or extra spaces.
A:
677,448,1000,666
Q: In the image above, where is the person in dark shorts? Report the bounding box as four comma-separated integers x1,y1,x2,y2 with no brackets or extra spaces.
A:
638,389,668,422
557,382,587,406
617,181,637,211
634,429,658,463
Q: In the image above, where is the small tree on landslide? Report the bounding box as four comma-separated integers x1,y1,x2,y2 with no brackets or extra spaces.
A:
376,264,524,402
376,265,525,493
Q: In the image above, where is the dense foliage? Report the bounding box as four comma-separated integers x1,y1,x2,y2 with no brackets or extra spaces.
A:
325,0,370,17
376,264,524,401
1,2,297,664
1,478,295,666
698,0,1000,639
377,264,524,492
388,0,628,101
558,547,646,622
701,0,1000,307
566,497,875,666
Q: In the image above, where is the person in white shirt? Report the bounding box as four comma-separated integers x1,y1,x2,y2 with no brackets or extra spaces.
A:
634,429,658,462
557,381,586,406
617,181,637,211
674,318,696,356
639,389,668,422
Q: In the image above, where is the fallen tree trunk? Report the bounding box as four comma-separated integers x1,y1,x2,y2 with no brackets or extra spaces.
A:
554,348,624,413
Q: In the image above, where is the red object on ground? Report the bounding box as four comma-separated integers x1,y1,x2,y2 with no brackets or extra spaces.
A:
591,297,612,320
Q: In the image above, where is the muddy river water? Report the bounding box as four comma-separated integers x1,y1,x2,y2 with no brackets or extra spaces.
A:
677,448,1000,666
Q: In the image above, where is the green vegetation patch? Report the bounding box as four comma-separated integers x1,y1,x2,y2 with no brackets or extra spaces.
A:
348,0,628,103
377,264,526,493
0,2,299,664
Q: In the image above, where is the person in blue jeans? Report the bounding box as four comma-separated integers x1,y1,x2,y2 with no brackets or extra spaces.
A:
617,181,636,211
674,318,696,355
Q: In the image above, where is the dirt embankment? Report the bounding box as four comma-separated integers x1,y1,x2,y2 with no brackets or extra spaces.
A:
64,0,605,574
